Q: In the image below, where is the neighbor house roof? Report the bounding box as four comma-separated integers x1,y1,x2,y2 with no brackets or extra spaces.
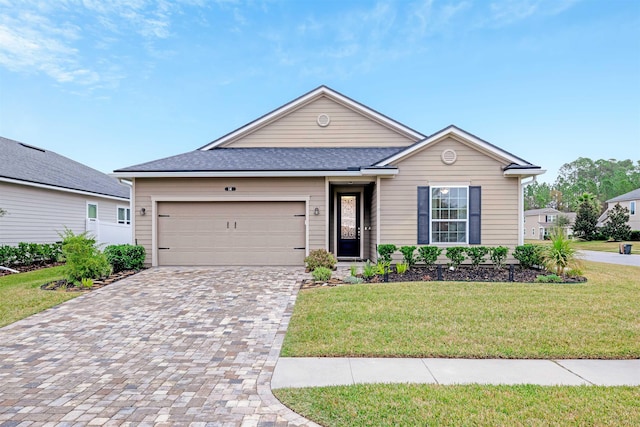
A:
115,147,404,173
607,188,640,203
0,136,129,199
524,208,561,216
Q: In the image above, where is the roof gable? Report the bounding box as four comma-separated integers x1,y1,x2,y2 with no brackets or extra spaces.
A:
0,136,129,199
607,188,640,203
200,86,425,150
375,125,544,177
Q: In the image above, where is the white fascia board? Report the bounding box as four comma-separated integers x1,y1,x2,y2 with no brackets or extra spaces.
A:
0,177,130,202
112,169,398,179
503,168,546,177
376,126,530,167
199,87,424,150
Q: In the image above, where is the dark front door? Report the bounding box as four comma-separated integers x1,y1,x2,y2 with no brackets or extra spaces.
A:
337,193,360,257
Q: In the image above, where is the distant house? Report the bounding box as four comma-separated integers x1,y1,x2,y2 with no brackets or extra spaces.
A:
114,86,544,266
0,137,131,246
598,188,640,231
524,208,576,240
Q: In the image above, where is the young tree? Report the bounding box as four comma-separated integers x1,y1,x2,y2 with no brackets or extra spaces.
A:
572,193,599,240
601,204,631,241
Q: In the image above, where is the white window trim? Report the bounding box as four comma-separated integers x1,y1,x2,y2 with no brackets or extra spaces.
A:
429,185,469,245
87,202,98,221
117,206,131,225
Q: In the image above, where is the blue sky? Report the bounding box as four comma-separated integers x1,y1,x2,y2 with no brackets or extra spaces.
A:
1,0,638,183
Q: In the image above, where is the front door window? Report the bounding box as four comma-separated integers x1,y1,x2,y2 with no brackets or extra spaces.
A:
337,193,360,257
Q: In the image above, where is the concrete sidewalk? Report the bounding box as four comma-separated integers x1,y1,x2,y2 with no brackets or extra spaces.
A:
272,358,640,388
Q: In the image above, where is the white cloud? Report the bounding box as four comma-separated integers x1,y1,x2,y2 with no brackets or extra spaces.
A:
489,0,581,27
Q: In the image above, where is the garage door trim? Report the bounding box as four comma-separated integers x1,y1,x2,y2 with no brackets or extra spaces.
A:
150,196,310,266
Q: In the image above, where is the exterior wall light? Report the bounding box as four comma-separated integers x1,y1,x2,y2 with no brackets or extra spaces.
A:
140,207,146,216
314,207,320,215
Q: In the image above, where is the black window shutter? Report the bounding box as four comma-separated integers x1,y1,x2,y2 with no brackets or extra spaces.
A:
417,186,430,244
469,186,481,244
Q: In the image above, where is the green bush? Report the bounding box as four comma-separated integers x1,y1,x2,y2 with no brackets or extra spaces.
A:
513,244,544,269
535,274,563,283
543,232,579,276
465,246,489,267
362,261,376,279
311,267,332,281
377,244,397,263
398,246,417,268
343,275,364,284
376,261,391,275
0,242,62,266
490,246,509,269
304,249,337,271
629,230,640,241
349,264,358,277
445,247,466,269
417,246,442,266
104,244,146,273
60,229,111,284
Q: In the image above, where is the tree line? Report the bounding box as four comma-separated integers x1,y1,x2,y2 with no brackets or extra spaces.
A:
524,158,640,212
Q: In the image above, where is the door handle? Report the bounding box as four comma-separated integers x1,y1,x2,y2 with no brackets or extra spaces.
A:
234,221,237,229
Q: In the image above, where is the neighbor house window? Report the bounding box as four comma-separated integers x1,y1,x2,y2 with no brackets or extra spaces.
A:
532,227,535,236
117,207,131,225
431,187,468,243
545,214,556,223
631,201,636,215
87,203,98,221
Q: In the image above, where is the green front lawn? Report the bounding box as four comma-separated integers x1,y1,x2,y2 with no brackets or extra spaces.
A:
282,261,640,359
525,239,637,254
274,384,640,427
0,266,80,328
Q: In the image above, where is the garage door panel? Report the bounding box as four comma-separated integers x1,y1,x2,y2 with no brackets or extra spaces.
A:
157,201,305,266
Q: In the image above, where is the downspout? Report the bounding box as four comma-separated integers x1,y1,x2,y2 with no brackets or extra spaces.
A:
519,176,537,245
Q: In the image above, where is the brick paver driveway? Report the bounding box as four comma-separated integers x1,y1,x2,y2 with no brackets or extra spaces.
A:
0,267,316,426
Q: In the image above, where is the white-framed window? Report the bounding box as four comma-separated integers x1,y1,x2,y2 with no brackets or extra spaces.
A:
631,201,636,215
87,203,98,221
546,214,556,223
117,206,131,225
431,186,468,243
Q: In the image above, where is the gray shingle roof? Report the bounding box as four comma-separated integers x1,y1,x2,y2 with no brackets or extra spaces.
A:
607,188,640,203
0,136,129,199
115,147,405,172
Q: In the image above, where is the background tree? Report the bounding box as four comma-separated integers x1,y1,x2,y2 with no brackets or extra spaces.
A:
601,204,631,241
572,193,599,240
524,181,552,210
551,214,573,237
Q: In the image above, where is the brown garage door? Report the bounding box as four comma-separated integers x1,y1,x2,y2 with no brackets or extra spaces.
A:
157,201,306,266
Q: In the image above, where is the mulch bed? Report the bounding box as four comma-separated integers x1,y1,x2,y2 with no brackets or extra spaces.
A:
301,265,587,290
40,269,144,292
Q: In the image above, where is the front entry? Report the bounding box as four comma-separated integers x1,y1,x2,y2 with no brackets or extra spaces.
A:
337,193,360,258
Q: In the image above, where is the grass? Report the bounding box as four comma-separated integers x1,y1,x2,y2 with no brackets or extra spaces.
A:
281,261,640,359
0,266,80,328
525,239,637,254
274,384,640,427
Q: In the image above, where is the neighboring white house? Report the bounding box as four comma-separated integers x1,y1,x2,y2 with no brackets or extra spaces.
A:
524,208,576,240
0,136,132,246
598,188,640,231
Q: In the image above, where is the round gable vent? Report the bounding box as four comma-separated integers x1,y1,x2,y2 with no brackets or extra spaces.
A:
441,149,457,165
317,113,331,127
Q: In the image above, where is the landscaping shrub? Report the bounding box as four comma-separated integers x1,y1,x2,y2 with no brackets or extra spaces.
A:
465,246,488,268
513,244,544,269
445,247,466,269
630,230,640,241
601,204,631,241
311,267,332,281
489,246,509,269
535,274,563,283
0,242,62,267
543,231,579,276
416,246,442,266
304,249,337,271
104,244,146,273
398,246,416,268
60,230,111,284
343,275,364,284
377,244,397,263
362,261,375,279
395,263,409,274
349,264,358,277
376,261,391,275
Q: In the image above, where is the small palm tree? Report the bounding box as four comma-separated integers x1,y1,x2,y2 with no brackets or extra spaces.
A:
543,229,581,275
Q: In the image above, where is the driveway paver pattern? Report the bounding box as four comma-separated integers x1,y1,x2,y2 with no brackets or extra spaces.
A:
0,267,317,427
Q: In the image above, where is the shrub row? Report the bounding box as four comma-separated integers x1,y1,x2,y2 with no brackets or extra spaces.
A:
377,244,512,269
0,242,62,267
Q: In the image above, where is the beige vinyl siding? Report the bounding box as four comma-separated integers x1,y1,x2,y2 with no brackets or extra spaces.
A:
220,96,418,148
133,177,326,265
0,181,122,246
606,200,640,231
379,136,521,256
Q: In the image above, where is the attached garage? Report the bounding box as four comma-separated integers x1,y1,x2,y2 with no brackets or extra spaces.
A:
156,201,306,266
